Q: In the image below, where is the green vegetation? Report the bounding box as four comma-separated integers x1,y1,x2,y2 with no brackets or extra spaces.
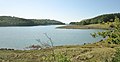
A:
112,48,120,62
91,16,120,44
70,13,120,25
0,16,65,26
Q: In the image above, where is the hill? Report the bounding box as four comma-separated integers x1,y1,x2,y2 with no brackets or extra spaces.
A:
70,13,120,25
0,16,65,26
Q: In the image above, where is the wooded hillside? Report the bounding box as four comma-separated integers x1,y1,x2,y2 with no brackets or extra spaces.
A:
70,13,120,25
0,16,65,26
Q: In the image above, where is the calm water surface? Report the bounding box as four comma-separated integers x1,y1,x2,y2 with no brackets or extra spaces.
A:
0,25,104,49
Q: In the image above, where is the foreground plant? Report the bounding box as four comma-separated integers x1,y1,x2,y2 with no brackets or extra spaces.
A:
91,16,120,44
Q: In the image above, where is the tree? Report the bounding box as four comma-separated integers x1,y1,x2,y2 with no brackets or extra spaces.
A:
70,13,120,25
91,17,120,44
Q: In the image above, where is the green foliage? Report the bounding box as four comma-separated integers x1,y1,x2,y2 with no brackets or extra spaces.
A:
112,48,120,62
91,17,120,44
70,13,120,25
56,54,71,62
0,16,65,26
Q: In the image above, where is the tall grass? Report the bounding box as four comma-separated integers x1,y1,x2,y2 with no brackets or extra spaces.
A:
112,48,120,62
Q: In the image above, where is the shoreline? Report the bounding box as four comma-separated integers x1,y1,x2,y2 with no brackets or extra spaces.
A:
0,24,65,27
0,41,118,62
57,24,110,30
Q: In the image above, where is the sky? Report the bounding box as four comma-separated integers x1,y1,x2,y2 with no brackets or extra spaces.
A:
0,0,120,23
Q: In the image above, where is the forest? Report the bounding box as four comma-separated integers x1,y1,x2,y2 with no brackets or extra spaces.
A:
70,13,120,25
0,16,65,26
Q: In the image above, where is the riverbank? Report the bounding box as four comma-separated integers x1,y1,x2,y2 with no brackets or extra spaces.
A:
0,41,119,62
57,24,110,29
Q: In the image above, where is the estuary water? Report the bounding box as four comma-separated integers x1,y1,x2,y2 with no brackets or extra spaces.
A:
0,25,104,49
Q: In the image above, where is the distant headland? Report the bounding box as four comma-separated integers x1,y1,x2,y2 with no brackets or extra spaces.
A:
0,16,65,26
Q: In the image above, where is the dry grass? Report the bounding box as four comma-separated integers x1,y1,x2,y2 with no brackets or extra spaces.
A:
57,23,110,29
0,42,118,62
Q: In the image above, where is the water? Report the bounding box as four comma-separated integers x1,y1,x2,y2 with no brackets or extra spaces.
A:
0,25,104,50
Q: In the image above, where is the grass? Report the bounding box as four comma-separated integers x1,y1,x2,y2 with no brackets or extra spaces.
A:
57,23,110,29
112,47,120,62
0,41,118,62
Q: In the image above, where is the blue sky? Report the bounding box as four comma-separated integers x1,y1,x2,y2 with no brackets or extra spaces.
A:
0,0,120,23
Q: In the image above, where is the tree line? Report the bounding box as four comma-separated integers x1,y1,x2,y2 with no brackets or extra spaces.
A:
0,16,65,26
70,13,120,25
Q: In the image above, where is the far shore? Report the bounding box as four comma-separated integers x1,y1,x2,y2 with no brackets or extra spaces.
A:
57,24,110,30
0,24,65,27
